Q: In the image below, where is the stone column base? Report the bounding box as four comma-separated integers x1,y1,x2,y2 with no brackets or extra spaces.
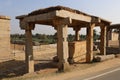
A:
68,57,74,64
58,62,69,72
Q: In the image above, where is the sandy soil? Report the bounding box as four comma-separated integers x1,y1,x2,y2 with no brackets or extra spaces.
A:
45,58,120,80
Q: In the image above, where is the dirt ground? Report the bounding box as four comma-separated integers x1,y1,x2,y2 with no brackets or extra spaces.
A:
0,41,120,80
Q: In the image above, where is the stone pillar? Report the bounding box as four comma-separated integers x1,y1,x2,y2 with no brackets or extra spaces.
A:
53,18,71,72
57,23,69,72
86,23,95,62
106,28,110,47
74,27,81,41
107,29,112,47
109,29,112,40
25,24,34,73
119,28,120,54
53,27,59,62
100,24,107,55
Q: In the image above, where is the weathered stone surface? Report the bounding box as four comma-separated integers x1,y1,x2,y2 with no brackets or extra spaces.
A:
100,25,107,55
68,41,86,63
93,54,115,62
16,6,111,73
0,16,12,62
28,6,90,16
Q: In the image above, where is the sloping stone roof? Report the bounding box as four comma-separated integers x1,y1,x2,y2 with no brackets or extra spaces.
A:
16,5,111,24
109,24,120,29
28,5,91,16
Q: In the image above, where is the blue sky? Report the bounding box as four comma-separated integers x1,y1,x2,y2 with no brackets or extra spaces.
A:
1,0,120,34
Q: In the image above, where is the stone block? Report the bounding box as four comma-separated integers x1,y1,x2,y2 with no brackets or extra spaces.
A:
68,41,86,63
93,54,115,62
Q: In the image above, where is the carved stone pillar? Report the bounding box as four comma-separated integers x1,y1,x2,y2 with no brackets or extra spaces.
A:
25,23,34,73
57,24,69,72
100,24,107,55
86,23,95,62
53,18,72,72
106,28,109,47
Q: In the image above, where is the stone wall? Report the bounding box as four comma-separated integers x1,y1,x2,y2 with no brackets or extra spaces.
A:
0,16,12,62
111,32,118,41
69,41,86,62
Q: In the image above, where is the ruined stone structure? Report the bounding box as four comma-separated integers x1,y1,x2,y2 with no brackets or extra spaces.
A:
0,15,12,62
16,6,111,73
107,24,120,53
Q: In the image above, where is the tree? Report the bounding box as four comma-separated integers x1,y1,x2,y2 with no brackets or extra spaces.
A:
68,34,74,42
93,29,100,41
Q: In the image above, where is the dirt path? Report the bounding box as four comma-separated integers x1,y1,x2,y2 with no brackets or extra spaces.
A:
2,58,120,80
41,58,120,80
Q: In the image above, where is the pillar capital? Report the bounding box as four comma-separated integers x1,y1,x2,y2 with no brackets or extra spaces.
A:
53,17,72,26
20,20,35,30
89,23,95,28
73,27,81,31
100,23,107,29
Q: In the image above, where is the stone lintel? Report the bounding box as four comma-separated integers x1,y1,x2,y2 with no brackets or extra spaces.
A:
91,16,111,26
19,11,56,23
56,10,91,23
16,15,27,19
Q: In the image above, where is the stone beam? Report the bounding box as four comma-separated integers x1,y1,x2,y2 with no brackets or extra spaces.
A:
86,23,95,62
91,16,111,26
56,10,92,22
19,11,56,22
